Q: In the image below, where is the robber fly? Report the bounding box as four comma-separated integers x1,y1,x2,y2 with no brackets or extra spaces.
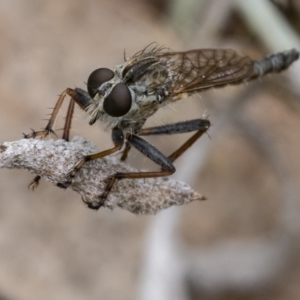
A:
25,45,299,209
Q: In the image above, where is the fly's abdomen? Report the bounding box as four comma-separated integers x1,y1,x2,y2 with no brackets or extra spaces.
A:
251,49,299,79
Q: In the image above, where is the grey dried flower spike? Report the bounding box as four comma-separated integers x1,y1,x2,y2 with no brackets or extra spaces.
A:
0,137,204,214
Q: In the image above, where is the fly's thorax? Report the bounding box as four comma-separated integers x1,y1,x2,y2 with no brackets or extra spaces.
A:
124,93,159,121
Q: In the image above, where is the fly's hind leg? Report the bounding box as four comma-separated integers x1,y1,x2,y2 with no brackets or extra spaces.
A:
140,118,210,163
92,134,176,210
119,118,209,163
96,118,210,209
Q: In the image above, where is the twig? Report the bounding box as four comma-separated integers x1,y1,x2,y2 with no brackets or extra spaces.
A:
233,0,300,51
233,0,300,92
0,136,204,214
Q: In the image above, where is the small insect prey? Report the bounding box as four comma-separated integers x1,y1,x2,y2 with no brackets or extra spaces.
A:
25,45,299,209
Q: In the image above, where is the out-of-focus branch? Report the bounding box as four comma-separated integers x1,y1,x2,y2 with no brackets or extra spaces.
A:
0,136,204,214
233,0,300,51
233,0,300,92
186,88,299,294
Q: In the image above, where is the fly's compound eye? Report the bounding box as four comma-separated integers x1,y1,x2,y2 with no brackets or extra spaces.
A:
87,68,114,98
103,83,132,117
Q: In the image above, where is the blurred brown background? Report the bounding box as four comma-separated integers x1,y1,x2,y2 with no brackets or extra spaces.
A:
1,0,300,299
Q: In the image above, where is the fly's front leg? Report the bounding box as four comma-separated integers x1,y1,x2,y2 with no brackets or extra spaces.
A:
28,175,41,190
23,88,92,139
62,98,75,141
24,89,70,139
26,88,93,190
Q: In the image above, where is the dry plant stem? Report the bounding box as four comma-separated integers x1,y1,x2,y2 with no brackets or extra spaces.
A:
234,0,300,92
234,0,300,51
0,136,204,214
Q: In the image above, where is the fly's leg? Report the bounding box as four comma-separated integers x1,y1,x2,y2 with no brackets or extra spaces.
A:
140,118,210,162
62,98,75,141
28,176,41,190
23,88,92,139
27,98,76,190
58,127,125,191
23,89,70,139
25,88,93,190
95,118,210,210
121,119,209,162
120,142,131,161
92,134,176,210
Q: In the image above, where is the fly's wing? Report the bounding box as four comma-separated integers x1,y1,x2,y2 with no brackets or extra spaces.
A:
158,49,254,96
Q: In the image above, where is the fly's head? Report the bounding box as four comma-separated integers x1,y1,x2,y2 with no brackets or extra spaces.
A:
86,59,168,131
86,66,135,128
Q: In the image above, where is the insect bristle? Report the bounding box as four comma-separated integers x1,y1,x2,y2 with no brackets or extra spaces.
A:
132,43,171,59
